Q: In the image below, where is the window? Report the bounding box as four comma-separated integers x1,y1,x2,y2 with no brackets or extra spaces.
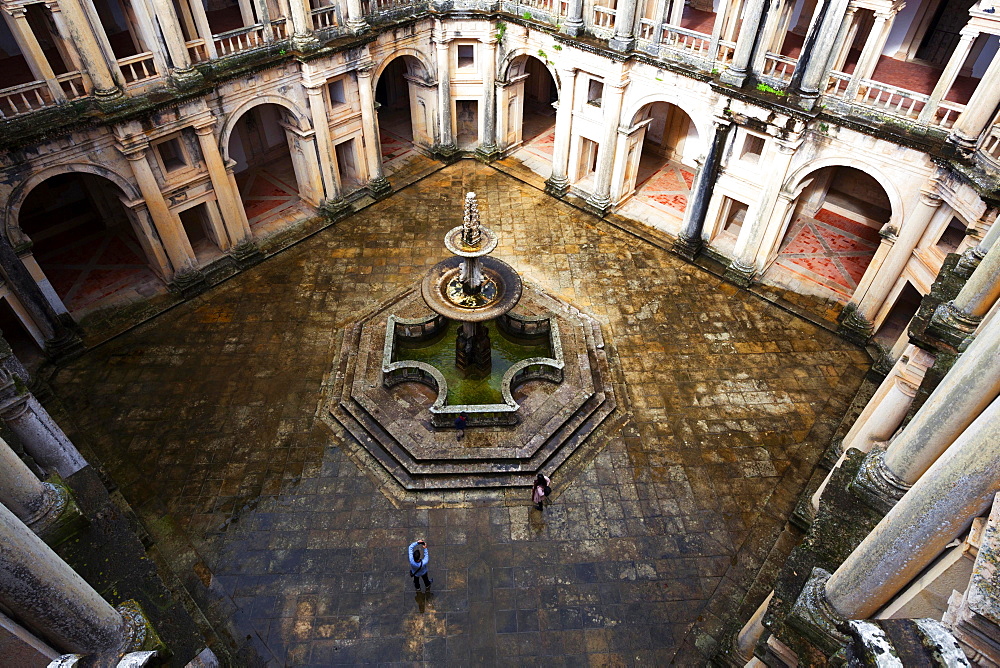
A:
457,44,475,69
936,216,966,254
587,79,604,107
740,134,766,163
328,79,346,106
156,137,187,172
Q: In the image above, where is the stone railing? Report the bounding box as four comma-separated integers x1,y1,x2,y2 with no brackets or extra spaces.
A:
661,24,713,57
760,52,797,84
213,24,270,56
118,52,158,86
976,121,1000,172
57,72,87,99
592,4,616,32
362,0,426,22
822,72,968,131
311,5,343,31
0,81,55,119
501,0,567,22
186,38,210,63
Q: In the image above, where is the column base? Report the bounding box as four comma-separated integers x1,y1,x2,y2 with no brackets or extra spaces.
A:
671,234,703,261
430,143,461,163
169,268,208,299
291,33,321,52
608,36,635,52
170,68,204,91
562,19,583,36
367,177,392,200
474,143,501,162
544,176,569,197
44,329,85,363
836,305,874,345
926,301,980,350
947,132,979,154
848,448,910,514
347,19,369,34
787,568,850,656
318,198,352,222
584,194,612,217
230,239,264,269
796,91,820,112
31,480,85,547
93,86,127,112
954,245,985,279
724,258,755,287
116,600,166,655
719,67,748,87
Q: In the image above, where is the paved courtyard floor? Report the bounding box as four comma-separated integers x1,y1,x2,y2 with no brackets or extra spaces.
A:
49,161,870,666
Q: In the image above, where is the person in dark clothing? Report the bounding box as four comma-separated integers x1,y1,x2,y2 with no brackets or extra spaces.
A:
454,413,467,440
532,473,551,511
408,539,433,590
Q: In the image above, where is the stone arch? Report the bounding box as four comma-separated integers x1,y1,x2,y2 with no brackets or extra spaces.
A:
4,163,140,247
499,50,561,92
781,157,904,228
220,95,311,162
623,93,709,154
373,49,434,84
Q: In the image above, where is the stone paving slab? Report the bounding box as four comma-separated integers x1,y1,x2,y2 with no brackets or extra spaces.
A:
49,160,870,665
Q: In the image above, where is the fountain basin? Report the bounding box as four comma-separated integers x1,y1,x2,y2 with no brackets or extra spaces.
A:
420,255,523,322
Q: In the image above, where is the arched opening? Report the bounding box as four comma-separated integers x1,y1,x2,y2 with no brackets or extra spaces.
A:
763,165,891,303
228,103,307,238
876,281,923,357
503,55,558,168
375,57,417,163
618,101,699,226
17,172,161,316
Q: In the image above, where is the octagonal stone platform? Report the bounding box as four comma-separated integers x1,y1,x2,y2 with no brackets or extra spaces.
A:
325,281,619,491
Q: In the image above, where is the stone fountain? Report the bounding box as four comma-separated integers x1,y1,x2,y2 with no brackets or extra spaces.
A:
325,191,620,496
420,192,523,375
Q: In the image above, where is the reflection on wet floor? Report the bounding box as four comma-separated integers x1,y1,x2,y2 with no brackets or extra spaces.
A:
51,161,869,665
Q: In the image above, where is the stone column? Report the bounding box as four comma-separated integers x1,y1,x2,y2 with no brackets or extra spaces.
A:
185,0,217,59
719,0,767,86
357,67,391,199
121,146,197,277
0,435,77,540
843,12,894,99
673,117,733,260
791,390,1000,643
609,0,638,51
811,346,932,510
54,0,122,99
0,502,151,654
303,83,342,203
828,7,859,73
950,52,1000,149
917,31,977,124
0,370,87,479
3,8,66,102
477,38,499,160
725,139,798,286
853,313,1000,510
545,67,577,196
585,80,626,214
435,33,456,154
845,186,943,339
563,0,585,36
929,233,1000,345
145,0,197,86
735,592,774,662
345,0,367,33
194,122,252,247
793,0,851,106
287,0,317,49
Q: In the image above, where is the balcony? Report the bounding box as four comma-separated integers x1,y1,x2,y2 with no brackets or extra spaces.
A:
0,74,88,119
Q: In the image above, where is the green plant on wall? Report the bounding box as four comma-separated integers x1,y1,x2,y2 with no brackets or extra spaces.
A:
495,21,506,41
552,43,562,51
522,11,532,19
756,82,787,97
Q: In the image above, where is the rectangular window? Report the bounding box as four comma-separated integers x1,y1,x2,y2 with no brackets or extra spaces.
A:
156,137,187,172
457,44,475,69
740,134,766,163
587,79,604,107
936,216,966,254
328,79,346,105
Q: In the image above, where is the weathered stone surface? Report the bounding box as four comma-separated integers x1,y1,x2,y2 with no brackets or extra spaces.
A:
50,162,870,664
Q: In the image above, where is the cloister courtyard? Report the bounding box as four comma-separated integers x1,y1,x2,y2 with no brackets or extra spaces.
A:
46,161,871,665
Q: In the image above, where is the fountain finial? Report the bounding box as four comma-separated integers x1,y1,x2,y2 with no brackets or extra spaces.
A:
462,192,482,248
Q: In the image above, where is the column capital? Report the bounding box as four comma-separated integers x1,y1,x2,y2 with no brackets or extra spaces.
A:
44,1,62,12
355,65,376,80
193,120,218,135
434,37,452,48
918,190,944,207
7,6,27,18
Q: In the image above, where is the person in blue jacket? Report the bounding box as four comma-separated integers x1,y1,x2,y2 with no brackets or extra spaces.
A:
408,539,433,590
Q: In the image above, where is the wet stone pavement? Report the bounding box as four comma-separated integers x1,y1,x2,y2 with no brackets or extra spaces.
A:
49,161,870,665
